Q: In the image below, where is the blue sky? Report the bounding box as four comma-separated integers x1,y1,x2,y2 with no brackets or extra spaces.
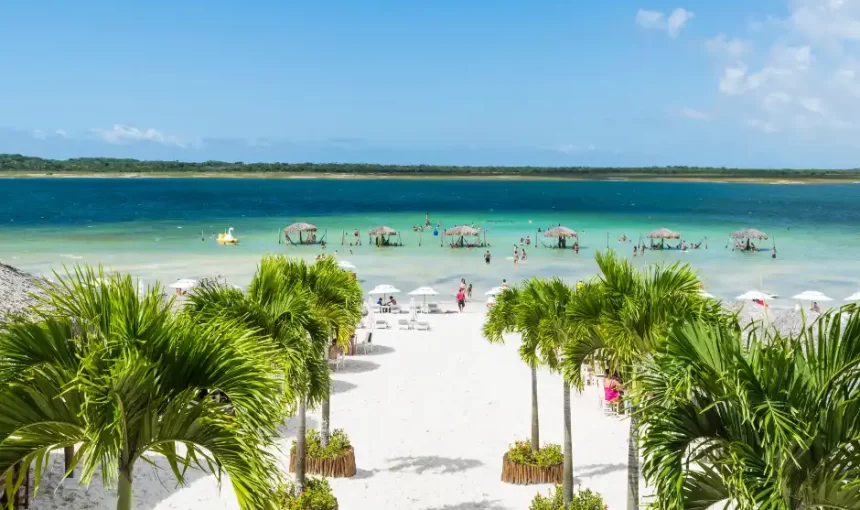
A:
1,0,858,168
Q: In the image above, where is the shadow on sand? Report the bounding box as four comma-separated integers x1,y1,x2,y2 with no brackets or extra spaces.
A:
386,456,484,475
337,359,380,374
331,379,358,394
357,344,395,356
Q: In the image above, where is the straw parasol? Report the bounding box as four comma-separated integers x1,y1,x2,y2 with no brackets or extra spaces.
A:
284,222,317,233
369,226,398,236
543,226,578,238
731,228,768,240
443,225,480,236
646,228,680,239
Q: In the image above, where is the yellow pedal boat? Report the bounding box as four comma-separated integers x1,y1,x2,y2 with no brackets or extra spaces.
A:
216,228,239,245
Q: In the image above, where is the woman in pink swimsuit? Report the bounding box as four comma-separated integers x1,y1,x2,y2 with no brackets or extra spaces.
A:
604,373,623,402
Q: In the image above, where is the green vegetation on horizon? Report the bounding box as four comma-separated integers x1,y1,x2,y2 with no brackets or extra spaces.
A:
3,153,860,179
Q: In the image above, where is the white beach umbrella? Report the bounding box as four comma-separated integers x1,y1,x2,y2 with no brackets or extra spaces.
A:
485,286,504,296
845,291,860,301
792,290,832,302
409,297,418,321
337,260,357,271
408,286,439,311
698,289,716,299
735,290,776,301
168,279,198,294
368,284,400,295
408,286,439,296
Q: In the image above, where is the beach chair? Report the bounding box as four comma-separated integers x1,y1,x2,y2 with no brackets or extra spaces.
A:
427,303,441,314
374,318,389,329
356,331,374,354
416,320,430,331
327,348,345,371
390,304,402,314
397,318,411,330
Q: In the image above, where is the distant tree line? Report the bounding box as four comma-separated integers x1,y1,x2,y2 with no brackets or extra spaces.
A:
2,153,859,179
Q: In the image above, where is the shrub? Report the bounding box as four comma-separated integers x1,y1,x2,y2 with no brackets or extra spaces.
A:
274,477,337,510
506,440,563,467
529,485,606,510
291,429,352,459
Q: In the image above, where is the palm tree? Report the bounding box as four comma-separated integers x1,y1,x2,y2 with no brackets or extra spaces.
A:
487,278,576,504
0,267,284,510
562,251,721,510
185,255,329,492
482,285,543,452
637,309,860,509
297,256,363,448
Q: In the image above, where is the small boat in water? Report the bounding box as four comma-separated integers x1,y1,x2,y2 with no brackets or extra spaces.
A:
217,227,239,245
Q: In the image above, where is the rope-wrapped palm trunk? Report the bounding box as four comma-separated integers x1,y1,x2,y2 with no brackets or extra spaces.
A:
627,413,640,510
562,380,573,506
530,366,539,452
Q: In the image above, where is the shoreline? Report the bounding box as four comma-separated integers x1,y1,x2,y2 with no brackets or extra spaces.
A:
0,171,857,184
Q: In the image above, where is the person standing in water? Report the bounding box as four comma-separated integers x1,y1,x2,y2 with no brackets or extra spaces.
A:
484,250,491,264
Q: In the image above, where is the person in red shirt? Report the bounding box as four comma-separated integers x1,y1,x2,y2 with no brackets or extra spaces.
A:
456,289,466,312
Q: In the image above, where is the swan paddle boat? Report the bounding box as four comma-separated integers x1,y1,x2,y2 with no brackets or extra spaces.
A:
216,227,239,245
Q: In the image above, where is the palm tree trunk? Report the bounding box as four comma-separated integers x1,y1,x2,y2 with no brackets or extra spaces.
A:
64,445,75,478
295,398,307,492
117,464,133,510
626,413,640,510
530,365,539,452
562,379,573,507
320,395,331,448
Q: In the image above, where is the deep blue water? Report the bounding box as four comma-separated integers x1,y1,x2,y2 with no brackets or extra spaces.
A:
1,178,859,227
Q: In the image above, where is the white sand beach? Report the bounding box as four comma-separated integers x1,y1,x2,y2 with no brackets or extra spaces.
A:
29,305,632,510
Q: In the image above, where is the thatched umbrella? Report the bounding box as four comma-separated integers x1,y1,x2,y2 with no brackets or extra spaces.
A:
368,226,398,236
544,226,578,238
442,225,484,248
284,222,317,233
368,226,401,247
646,228,680,239
646,227,680,249
730,227,770,251
282,222,320,245
543,226,578,249
731,228,768,240
444,225,479,236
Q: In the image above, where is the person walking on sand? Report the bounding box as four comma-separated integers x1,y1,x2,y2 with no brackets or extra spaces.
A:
467,283,473,300
484,250,491,264
456,288,466,312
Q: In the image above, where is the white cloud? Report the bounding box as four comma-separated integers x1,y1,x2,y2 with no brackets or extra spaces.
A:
55,129,68,138
93,124,193,148
553,144,596,154
707,1,860,133
636,8,693,37
679,107,711,120
667,8,695,37
706,34,752,58
635,10,665,30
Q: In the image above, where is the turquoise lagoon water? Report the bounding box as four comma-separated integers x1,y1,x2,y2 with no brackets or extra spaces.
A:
0,178,858,306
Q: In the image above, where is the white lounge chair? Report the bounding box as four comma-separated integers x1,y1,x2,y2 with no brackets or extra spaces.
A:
328,348,345,371
390,304,402,314
427,303,441,314
374,319,390,329
416,321,430,331
356,331,375,354
397,318,411,330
